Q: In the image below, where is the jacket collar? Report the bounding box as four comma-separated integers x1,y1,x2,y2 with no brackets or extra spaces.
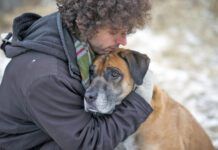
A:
57,13,81,80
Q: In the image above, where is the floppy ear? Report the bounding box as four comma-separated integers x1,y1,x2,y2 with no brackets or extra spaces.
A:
119,50,150,85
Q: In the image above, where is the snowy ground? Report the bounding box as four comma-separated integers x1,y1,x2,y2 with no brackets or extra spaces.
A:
0,51,10,84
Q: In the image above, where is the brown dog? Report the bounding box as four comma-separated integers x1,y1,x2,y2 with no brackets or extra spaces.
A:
84,48,215,150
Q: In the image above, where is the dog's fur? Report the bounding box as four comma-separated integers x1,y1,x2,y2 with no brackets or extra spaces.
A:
84,48,215,150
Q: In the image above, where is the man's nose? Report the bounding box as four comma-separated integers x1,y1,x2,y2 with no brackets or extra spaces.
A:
116,34,127,46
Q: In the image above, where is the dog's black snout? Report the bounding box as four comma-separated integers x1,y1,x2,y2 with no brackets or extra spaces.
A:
85,91,97,103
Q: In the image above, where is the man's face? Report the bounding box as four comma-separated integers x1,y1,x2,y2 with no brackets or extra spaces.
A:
88,26,127,54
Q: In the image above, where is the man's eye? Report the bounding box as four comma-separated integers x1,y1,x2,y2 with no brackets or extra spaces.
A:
121,32,127,38
109,31,117,35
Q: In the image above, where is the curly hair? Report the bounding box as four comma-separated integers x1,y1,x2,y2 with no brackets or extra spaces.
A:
56,0,151,40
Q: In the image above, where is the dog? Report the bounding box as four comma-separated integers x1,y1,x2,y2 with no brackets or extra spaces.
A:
84,48,215,150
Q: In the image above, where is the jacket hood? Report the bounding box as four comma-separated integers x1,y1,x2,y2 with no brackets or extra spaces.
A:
3,12,80,77
4,12,66,61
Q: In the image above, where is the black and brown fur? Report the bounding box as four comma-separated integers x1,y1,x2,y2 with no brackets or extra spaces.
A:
85,48,215,150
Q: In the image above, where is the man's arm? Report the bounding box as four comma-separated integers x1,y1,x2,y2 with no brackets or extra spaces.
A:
26,75,152,150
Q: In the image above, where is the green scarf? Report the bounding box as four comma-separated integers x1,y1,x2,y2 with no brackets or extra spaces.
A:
75,39,95,89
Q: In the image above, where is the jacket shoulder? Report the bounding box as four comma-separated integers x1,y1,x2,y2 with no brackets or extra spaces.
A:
6,51,75,95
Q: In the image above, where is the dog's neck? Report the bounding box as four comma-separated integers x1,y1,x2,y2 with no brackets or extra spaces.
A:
134,70,154,104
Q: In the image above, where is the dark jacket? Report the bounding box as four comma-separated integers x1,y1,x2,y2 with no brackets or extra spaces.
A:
0,12,152,150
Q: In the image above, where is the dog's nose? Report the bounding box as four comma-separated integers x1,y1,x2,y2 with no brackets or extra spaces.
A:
84,91,97,103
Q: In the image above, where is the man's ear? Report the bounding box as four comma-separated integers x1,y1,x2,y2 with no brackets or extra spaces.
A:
119,50,150,85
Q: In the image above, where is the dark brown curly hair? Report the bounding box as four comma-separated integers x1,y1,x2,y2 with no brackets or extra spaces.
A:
56,0,151,40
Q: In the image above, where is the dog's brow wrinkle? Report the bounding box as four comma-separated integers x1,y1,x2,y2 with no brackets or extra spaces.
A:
96,55,110,76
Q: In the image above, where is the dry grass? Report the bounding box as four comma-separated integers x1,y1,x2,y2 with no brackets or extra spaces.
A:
0,2,56,33
151,0,218,47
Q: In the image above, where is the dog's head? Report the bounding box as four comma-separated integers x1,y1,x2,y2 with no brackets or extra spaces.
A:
84,48,150,114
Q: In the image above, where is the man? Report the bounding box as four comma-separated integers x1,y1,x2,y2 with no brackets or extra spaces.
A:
0,0,152,149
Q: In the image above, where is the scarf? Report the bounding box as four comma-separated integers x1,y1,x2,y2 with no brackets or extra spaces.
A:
75,39,95,89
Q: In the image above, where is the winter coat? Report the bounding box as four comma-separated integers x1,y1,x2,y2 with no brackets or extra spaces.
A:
0,12,153,150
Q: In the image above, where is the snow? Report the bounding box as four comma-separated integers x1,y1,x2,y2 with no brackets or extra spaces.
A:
126,29,172,53
0,51,10,84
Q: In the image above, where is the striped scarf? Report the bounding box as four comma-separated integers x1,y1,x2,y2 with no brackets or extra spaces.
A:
75,39,95,89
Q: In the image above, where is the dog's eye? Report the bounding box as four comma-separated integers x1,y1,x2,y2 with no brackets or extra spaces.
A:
89,65,96,81
89,68,94,76
111,70,120,78
105,67,122,81
89,65,95,76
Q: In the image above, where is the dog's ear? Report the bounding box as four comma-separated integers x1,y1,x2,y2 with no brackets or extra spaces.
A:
119,50,150,85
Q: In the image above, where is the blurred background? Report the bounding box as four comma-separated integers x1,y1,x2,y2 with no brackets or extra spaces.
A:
0,0,218,148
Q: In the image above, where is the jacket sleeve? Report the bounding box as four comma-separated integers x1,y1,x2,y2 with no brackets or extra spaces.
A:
25,75,153,150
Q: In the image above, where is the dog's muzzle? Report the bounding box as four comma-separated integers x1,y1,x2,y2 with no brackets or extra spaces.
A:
84,88,115,115
84,90,97,112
